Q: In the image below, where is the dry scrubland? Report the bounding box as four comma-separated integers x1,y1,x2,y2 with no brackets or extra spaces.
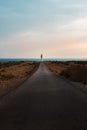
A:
45,61,87,90
0,61,39,96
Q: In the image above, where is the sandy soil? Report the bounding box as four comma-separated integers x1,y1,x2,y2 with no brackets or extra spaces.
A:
0,61,39,96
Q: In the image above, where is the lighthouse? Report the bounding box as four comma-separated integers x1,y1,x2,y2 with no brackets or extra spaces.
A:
41,54,43,61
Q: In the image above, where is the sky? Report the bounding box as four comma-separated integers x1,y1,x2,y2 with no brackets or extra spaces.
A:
0,0,87,58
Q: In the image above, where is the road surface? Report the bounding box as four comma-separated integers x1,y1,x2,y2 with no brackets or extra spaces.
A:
0,63,87,130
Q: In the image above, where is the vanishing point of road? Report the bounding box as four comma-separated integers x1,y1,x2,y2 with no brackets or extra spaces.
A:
0,63,87,130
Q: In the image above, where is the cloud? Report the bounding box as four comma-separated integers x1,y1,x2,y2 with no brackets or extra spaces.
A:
0,33,87,58
62,17,87,30
17,30,44,37
56,17,87,41
0,0,87,58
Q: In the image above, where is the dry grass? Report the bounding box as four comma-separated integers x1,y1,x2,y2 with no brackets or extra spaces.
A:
0,61,39,96
45,61,69,74
45,61,87,84
61,65,87,84
0,73,14,80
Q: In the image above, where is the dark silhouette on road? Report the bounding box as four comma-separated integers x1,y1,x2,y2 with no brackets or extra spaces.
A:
41,54,43,61
0,63,87,130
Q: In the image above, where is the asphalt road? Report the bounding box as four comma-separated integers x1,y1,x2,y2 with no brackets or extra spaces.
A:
0,63,87,130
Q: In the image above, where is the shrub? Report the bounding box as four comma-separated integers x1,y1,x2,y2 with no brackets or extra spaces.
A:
0,74,14,80
60,65,87,84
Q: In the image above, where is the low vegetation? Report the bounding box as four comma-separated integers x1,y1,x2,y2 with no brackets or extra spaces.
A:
0,61,40,96
0,61,24,68
0,74,14,80
45,61,87,84
61,65,87,84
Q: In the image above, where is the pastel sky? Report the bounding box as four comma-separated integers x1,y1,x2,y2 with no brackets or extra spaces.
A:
0,0,87,58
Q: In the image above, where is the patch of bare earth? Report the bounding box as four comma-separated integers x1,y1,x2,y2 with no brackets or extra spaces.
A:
0,61,39,96
45,61,87,92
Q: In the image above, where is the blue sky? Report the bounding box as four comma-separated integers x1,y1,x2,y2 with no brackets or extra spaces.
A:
0,0,87,58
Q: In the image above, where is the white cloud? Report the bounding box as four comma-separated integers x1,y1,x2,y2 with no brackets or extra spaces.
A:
63,4,87,9
17,30,44,37
55,17,87,40
62,17,87,30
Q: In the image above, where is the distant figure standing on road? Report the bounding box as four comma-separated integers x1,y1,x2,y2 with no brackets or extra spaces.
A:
41,54,43,61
